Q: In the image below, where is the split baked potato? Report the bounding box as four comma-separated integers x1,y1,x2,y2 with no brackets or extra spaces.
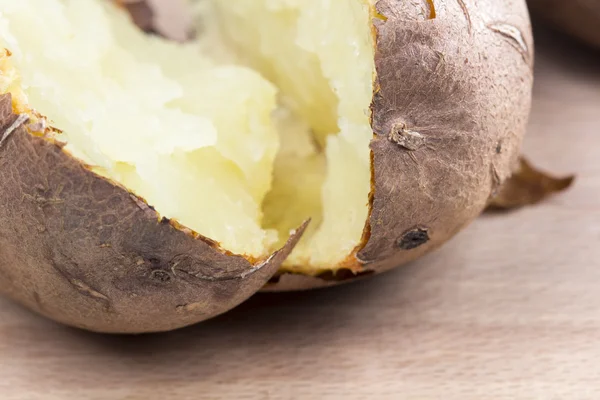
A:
0,0,534,333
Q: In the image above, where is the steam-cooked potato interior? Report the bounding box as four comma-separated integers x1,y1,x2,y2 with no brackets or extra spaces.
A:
199,0,376,270
0,0,375,274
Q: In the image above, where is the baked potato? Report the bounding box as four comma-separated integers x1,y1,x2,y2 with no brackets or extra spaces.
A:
528,0,600,48
0,0,534,333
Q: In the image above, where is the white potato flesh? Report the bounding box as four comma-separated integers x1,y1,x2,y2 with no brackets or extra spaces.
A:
203,0,375,269
0,0,376,274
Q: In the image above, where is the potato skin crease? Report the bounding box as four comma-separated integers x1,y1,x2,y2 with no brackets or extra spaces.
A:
0,95,305,333
267,0,534,291
528,0,600,48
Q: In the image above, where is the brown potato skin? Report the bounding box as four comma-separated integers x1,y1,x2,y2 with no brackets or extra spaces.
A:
266,0,534,291
0,95,305,333
528,0,600,48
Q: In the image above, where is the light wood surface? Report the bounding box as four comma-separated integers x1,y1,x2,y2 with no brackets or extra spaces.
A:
1,29,599,400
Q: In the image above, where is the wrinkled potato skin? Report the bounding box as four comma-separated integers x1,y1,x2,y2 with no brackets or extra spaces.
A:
0,96,305,333
267,0,534,291
528,0,600,48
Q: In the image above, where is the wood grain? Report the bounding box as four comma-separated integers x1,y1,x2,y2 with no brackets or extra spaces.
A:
1,28,599,400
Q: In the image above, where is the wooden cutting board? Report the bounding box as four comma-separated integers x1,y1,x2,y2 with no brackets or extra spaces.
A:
1,27,599,400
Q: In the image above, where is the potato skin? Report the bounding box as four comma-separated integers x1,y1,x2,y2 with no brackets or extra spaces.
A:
0,0,534,326
0,95,305,333
528,0,600,48
266,0,534,291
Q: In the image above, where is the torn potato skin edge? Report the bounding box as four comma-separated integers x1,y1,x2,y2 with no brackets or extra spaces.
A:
487,157,575,210
0,92,308,333
5,93,280,265
13,98,306,265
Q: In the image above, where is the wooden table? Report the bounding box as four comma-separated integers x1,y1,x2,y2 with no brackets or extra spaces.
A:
1,28,599,400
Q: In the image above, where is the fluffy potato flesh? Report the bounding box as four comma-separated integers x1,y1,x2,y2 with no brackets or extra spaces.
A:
0,0,375,274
